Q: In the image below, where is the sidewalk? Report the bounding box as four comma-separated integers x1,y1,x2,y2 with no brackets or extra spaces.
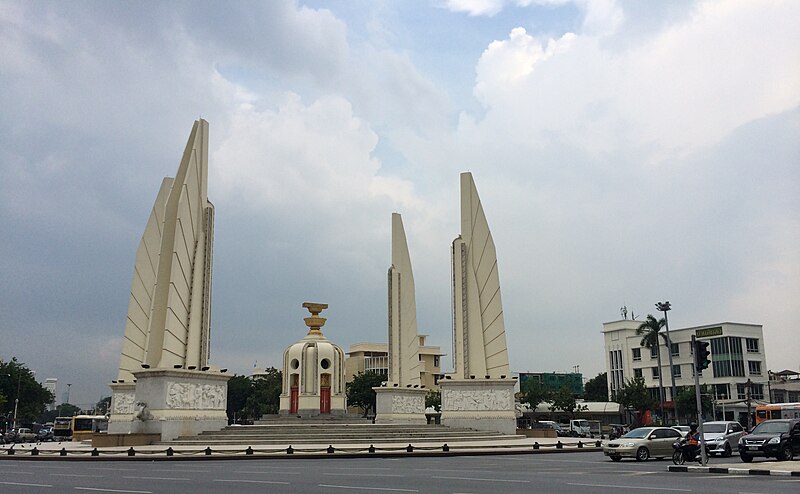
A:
669,459,800,477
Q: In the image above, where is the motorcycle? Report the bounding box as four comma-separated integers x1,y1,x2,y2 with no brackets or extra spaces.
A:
672,438,706,465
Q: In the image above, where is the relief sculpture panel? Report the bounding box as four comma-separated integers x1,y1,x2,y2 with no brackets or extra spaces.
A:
392,394,424,414
112,392,135,414
442,388,513,411
165,382,226,409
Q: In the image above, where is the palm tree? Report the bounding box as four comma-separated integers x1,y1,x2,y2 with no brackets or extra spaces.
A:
637,314,667,423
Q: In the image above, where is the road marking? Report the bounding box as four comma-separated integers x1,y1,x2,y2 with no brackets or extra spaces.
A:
620,471,657,476
433,476,529,483
52,474,104,478
234,470,302,475
74,488,152,494
87,468,137,472
324,473,403,477
777,479,800,483
121,476,189,481
568,483,691,492
213,479,290,485
318,485,418,492
0,481,53,488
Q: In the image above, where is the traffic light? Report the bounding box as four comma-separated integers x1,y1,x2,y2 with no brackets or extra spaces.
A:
695,340,711,371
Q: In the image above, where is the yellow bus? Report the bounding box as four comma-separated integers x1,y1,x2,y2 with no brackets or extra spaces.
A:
755,402,800,424
71,415,109,442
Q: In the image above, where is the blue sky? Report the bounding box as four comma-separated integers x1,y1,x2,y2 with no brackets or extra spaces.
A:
1,0,798,406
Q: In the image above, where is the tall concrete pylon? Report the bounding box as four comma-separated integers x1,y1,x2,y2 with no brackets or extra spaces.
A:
388,213,422,386
451,172,510,379
116,119,214,381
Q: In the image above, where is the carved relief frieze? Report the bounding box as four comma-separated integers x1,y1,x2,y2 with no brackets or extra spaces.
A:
441,388,513,411
165,382,226,410
391,394,424,414
112,392,135,414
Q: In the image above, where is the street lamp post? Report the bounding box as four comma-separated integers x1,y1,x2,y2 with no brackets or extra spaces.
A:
656,301,677,424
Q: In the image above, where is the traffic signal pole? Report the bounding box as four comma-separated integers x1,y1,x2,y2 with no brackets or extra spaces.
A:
692,335,708,466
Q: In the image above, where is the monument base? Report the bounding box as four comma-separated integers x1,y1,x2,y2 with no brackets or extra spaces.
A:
373,387,427,424
278,394,347,419
440,379,517,435
107,369,230,441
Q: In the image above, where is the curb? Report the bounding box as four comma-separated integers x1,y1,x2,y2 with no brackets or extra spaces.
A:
668,465,800,476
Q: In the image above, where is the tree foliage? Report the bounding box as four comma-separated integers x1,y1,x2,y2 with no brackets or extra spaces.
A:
548,385,588,418
0,358,54,426
224,368,283,423
520,378,551,412
675,385,712,423
425,390,441,412
95,396,111,415
346,371,386,416
40,403,81,423
615,377,656,415
584,372,609,402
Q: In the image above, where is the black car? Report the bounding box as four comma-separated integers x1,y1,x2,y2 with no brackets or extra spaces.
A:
36,427,54,442
738,418,800,462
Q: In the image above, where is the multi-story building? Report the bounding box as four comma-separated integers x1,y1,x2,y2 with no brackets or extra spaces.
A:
603,320,768,424
519,372,584,395
345,336,444,390
43,378,57,411
768,369,800,403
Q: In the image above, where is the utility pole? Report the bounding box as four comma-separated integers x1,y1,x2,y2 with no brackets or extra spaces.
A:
692,335,708,466
745,379,752,430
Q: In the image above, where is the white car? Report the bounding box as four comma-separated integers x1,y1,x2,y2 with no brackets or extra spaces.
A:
702,421,745,457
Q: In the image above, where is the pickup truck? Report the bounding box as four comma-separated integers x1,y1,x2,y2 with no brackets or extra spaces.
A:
4,427,37,443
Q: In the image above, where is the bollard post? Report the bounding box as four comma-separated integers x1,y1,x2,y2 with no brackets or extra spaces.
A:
245,446,253,455
287,446,294,455
443,444,449,452
31,447,39,456
578,441,583,449
327,445,335,454
556,441,563,449
127,447,135,457
406,444,414,453
204,447,212,456
7,447,14,455
60,448,67,456
596,440,601,447
533,442,539,450
166,447,174,457
368,445,375,454
91,448,99,457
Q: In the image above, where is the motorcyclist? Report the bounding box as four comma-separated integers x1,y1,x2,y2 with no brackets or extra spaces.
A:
685,423,701,461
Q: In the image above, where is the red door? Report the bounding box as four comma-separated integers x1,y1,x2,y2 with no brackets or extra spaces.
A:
320,387,331,414
290,386,299,414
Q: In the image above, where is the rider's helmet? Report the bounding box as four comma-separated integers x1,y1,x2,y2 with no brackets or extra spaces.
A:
689,422,698,431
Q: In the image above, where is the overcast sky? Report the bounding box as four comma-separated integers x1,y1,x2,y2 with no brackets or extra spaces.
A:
2,0,798,407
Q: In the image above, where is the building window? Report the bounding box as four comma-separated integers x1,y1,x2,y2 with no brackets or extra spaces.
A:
650,346,658,359
648,387,661,401
672,365,682,378
433,355,440,367
789,392,800,402
711,336,745,378
609,350,624,395
736,384,746,400
671,343,679,357
746,338,759,353
634,368,643,379
652,367,660,379
714,383,729,400
751,384,764,400
748,361,762,376
433,374,440,385
632,348,641,361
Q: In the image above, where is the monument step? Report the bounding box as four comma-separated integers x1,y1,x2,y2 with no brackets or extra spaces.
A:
161,434,519,445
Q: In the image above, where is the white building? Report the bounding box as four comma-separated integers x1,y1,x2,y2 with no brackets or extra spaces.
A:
43,378,57,411
603,320,768,424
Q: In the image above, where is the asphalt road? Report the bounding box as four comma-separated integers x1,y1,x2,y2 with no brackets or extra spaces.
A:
0,452,797,494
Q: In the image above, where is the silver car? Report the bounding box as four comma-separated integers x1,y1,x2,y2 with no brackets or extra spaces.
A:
603,427,683,461
702,421,745,457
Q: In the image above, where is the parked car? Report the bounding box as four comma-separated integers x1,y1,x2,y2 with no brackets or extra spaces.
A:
536,420,567,436
738,418,800,462
36,427,54,442
671,425,690,435
701,421,745,457
4,427,36,443
603,426,683,461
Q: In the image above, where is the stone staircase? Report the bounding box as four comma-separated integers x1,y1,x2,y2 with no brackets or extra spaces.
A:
163,420,522,446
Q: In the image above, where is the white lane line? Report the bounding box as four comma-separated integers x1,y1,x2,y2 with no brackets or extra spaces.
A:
777,479,800,483
74,488,152,494
121,476,189,481
234,470,302,475
433,476,529,483
318,485,419,492
0,481,53,488
86,468,137,472
324,473,403,478
213,479,290,485
568,483,691,492
52,474,104,478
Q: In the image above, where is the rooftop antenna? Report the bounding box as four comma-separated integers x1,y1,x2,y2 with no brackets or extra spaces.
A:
620,306,628,320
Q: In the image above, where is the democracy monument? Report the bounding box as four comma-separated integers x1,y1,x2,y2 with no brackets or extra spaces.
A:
106,120,515,440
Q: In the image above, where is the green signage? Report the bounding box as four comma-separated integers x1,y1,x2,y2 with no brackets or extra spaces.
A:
695,326,723,338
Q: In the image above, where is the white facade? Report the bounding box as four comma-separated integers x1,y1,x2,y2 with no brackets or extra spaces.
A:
388,213,422,386
603,320,769,422
43,378,57,411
